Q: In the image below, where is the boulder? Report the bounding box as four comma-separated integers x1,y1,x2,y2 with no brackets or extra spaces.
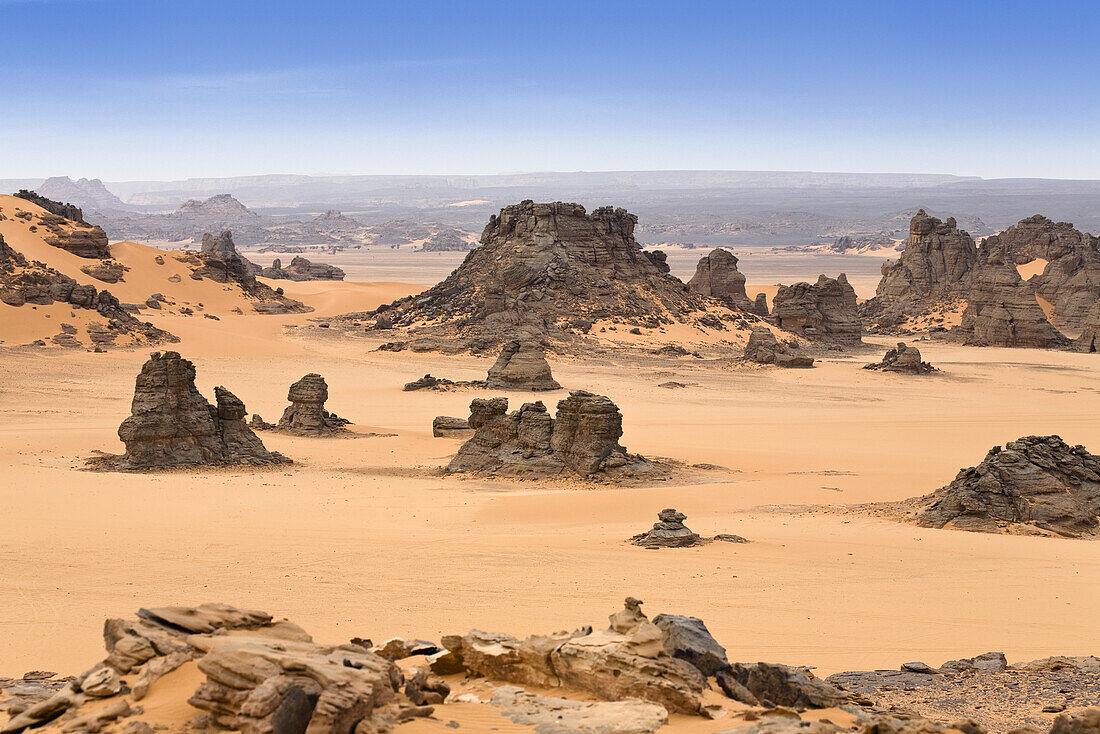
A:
863,342,937,374
432,416,472,438
260,256,345,281
448,391,656,479
485,340,561,391
717,662,851,709
403,374,457,391
276,373,350,434
917,435,1100,537
652,614,730,676
101,352,290,469
687,248,753,309
772,274,861,344
742,326,814,368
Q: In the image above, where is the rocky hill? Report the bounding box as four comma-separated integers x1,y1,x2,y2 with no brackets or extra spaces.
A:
337,200,749,352
35,176,131,214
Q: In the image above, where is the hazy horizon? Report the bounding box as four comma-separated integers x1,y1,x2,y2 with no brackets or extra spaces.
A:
3,0,1099,181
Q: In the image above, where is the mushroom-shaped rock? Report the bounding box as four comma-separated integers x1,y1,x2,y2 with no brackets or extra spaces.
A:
277,373,350,434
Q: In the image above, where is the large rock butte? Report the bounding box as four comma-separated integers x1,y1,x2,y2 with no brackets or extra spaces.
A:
447,391,656,479
339,201,725,352
95,352,289,469
918,435,1100,537
485,340,561,391
687,248,753,310
771,274,861,344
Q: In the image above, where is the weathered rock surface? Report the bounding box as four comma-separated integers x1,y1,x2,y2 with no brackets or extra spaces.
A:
79,260,127,283
337,201,723,352
742,326,814,367
260,256,345,281
14,189,87,224
432,416,472,438
1077,300,1100,352
864,342,937,374
448,391,657,479
490,685,668,734
403,374,458,391
751,292,770,317
862,211,978,327
958,249,1067,349
485,340,561,391
652,614,729,677
917,435,1100,537
187,231,309,314
443,599,707,714
629,509,705,548
94,352,290,469
718,662,851,710
772,274,861,344
688,248,753,309
276,373,351,434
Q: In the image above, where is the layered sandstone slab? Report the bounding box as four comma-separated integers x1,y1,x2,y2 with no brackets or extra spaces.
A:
772,274,861,344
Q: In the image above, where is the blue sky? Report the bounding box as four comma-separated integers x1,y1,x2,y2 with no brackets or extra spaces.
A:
2,0,1098,180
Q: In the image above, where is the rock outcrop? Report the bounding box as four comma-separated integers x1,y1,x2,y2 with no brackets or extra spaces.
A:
0,235,174,347
863,211,978,326
485,340,561,391
751,292,770,317
447,391,657,479
260,256,345,281
772,274,861,344
432,416,472,438
863,342,936,374
741,326,814,367
186,231,309,314
917,435,1100,537
1076,300,1100,352
94,352,290,469
275,373,350,434
958,250,1067,348
687,248,753,309
13,189,87,224
338,201,724,352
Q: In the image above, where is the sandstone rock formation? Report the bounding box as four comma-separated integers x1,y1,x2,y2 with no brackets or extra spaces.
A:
863,342,937,374
79,260,126,283
687,248,753,309
338,201,725,352
742,326,814,367
94,352,290,469
772,274,861,344
276,373,350,434
1076,301,1100,352
447,391,656,479
958,250,1067,348
440,599,707,715
260,256,345,281
863,210,978,326
490,685,668,734
629,509,705,547
402,374,458,391
14,189,87,223
751,292,770,317
186,231,309,314
917,435,1100,537
0,235,174,347
12,190,112,259
485,340,561,390
432,416,472,438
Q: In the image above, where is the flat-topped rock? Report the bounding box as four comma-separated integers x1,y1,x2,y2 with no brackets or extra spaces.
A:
742,326,814,367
